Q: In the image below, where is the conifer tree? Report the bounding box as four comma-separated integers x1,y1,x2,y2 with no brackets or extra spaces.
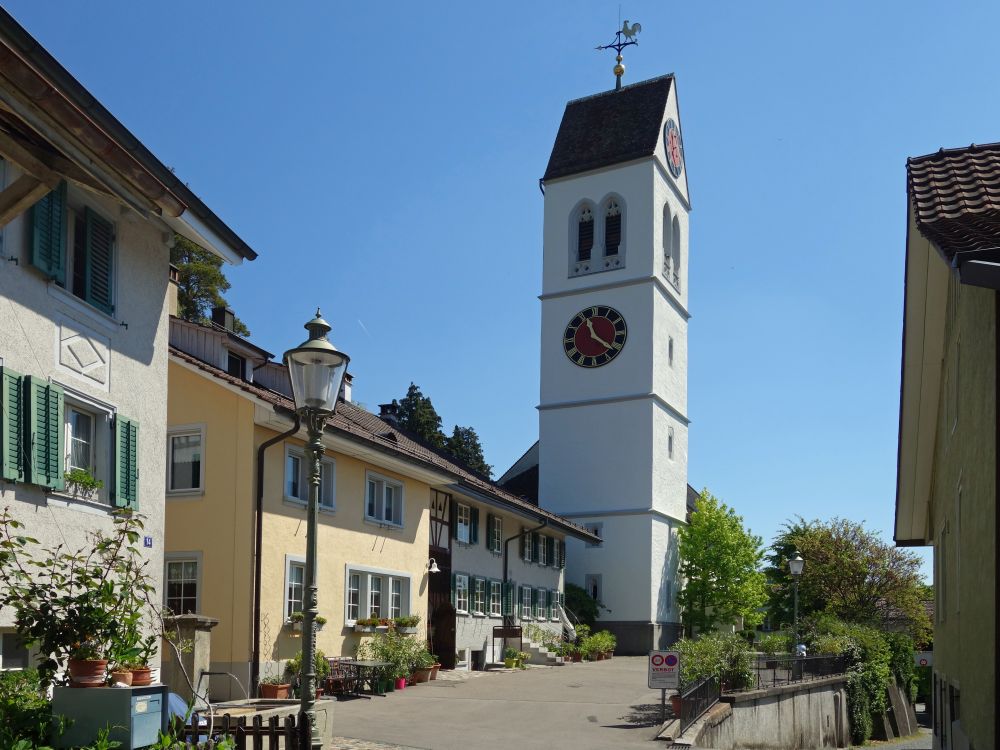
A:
396,383,446,450
170,235,250,335
446,426,493,478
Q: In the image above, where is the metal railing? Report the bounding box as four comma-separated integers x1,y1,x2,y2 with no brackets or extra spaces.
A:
744,654,849,691
679,676,720,735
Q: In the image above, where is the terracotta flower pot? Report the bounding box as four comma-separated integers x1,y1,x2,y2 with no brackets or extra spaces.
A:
67,659,108,688
414,668,432,684
110,670,133,686
429,663,440,680
130,667,153,686
260,682,291,699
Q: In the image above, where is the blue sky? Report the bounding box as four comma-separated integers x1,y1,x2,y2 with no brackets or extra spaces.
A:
12,1,995,578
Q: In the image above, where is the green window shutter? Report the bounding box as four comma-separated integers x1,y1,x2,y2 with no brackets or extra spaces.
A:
30,182,66,284
470,507,479,545
114,415,139,508
503,581,514,616
558,540,566,569
531,532,539,562
546,537,555,565
84,208,114,315
485,514,494,550
520,527,527,560
0,367,25,482
25,377,63,490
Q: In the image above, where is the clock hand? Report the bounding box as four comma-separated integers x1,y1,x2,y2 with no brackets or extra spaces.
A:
585,319,614,349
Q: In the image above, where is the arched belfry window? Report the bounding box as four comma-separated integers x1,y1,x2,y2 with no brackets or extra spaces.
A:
604,200,622,256
577,206,594,262
662,204,673,277
670,216,681,290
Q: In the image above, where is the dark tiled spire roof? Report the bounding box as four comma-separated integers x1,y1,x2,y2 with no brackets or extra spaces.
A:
907,142,1000,259
542,75,673,182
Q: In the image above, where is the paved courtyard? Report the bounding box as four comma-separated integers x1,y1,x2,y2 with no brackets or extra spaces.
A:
327,656,666,750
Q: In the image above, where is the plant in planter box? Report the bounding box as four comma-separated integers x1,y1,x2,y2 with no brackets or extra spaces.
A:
63,468,103,499
0,509,157,688
287,611,328,633
391,615,421,633
259,672,291,699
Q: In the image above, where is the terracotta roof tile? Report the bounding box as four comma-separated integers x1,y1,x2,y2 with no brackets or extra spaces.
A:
907,142,1000,259
169,346,598,541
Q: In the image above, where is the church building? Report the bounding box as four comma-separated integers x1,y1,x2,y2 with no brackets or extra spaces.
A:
501,73,691,653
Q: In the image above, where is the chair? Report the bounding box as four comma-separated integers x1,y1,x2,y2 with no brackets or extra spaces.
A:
326,658,359,697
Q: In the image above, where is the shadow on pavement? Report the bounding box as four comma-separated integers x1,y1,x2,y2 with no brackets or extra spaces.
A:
604,702,675,729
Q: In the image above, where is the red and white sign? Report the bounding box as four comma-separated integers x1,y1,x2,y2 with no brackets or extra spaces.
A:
648,650,681,689
914,651,933,667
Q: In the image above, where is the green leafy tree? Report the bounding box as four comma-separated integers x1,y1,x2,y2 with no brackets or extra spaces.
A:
446,426,492,478
677,490,767,635
396,383,446,450
170,234,250,336
767,517,930,643
564,582,608,627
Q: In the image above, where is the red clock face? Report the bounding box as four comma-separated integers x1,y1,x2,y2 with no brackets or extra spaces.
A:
563,306,627,368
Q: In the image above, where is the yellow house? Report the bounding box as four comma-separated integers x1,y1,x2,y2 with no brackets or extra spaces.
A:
164,312,598,700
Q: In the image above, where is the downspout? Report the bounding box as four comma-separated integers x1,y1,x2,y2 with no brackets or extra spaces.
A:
250,412,301,694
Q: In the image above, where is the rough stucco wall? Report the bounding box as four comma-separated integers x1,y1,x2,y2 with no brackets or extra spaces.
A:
928,279,996,749
0,174,169,668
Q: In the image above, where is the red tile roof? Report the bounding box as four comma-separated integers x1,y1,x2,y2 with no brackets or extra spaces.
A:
908,142,1000,259
169,345,599,542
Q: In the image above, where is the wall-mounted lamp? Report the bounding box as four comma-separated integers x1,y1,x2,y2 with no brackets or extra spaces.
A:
428,558,440,574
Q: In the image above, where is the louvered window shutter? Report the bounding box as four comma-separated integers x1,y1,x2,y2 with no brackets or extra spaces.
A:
84,209,114,315
520,528,527,561
577,213,594,262
558,540,566,568
26,377,63,489
0,367,25,482
470,507,479,544
486,514,494,551
451,500,458,540
531,532,539,562
502,581,513,616
30,182,67,283
531,588,538,618
114,415,139,508
605,204,622,256
546,536,555,565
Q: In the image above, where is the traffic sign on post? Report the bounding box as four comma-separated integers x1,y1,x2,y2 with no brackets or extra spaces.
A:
648,650,681,689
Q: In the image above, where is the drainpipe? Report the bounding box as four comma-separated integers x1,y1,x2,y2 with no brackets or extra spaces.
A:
250,412,301,694
502,520,548,636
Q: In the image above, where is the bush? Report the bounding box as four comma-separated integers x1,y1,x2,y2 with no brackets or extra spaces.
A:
0,669,56,747
756,631,790,656
564,582,608,627
884,632,918,703
285,648,331,682
675,633,753,690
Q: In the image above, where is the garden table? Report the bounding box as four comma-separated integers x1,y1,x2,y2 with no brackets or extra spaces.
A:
352,660,392,696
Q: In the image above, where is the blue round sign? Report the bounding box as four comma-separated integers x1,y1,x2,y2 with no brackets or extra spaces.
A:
665,654,678,667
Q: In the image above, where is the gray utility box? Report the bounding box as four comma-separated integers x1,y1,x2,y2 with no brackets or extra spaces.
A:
52,685,168,749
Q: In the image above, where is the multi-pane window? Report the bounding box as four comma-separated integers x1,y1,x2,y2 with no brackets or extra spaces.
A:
165,559,198,615
347,573,360,621
390,579,402,619
536,589,547,619
490,516,503,554
66,406,95,474
489,580,502,616
0,632,29,671
285,447,335,509
168,430,202,492
455,574,469,613
472,578,486,615
604,200,622,256
286,561,305,618
366,473,404,526
550,591,560,619
520,586,532,619
537,534,548,566
457,503,471,543
577,206,594,262
522,529,533,563
369,576,383,618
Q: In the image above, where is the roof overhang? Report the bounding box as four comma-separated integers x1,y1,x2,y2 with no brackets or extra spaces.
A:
895,202,950,545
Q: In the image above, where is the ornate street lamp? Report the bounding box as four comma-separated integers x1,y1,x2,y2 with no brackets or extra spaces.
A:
788,551,804,654
283,310,349,750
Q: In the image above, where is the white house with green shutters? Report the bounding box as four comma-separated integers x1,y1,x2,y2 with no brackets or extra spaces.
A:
0,10,257,672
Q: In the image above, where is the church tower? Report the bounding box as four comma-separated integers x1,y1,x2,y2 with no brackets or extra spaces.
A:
536,74,690,652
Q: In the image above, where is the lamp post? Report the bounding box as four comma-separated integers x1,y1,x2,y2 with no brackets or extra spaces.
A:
283,310,349,750
788,551,804,653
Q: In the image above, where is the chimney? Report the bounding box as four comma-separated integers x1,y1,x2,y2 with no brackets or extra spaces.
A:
379,400,399,425
167,264,180,317
211,306,236,332
341,372,353,404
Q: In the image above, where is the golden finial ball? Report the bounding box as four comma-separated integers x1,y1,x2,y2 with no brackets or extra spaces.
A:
616,54,623,62
614,62,625,76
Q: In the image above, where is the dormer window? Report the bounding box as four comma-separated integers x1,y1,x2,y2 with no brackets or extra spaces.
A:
227,351,246,380
577,207,594,262
604,200,621,256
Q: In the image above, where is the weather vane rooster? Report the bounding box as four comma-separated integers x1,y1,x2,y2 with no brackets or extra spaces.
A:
597,20,642,90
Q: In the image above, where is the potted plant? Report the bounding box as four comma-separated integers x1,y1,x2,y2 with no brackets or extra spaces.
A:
63,468,103,500
503,646,518,669
285,648,331,697
287,611,327,634
355,616,389,633
391,614,421,635
517,651,531,669
412,650,435,683
429,654,441,680
259,673,291,699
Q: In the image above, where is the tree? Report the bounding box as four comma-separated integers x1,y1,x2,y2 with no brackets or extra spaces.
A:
446,426,492,478
677,490,767,635
396,383,446,450
170,235,250,335
767,517,931,643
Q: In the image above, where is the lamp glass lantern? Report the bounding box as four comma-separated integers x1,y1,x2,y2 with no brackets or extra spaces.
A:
284,310,350,413
788,552,804,578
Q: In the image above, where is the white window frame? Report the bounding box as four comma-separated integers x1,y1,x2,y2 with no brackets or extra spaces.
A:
344,564,411,625
456,503,471,544
347,572,361,622
390,578,402,619
489,580,502,617
520,585,532,620
369,575,383,618
551,590,561,621
536,588,547,619
522,531,533,563
0,630,31,672
285,445,336,510
167,424,205,496
490,515,503,554
472,577,486,616
164,552,201,615
365,471,404,527
538,534,548,566
284,555,306,620
455,573,470,614
60,388,113,505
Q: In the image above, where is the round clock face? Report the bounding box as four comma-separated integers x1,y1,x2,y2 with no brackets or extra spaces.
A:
563,306,627,368
663,118,684,179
